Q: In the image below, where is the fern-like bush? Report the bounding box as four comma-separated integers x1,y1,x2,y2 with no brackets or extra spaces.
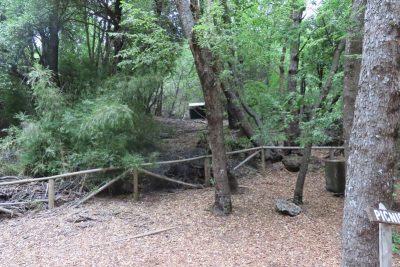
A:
0,65,159,177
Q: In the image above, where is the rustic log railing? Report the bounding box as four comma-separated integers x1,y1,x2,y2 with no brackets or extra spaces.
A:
0,146,343,212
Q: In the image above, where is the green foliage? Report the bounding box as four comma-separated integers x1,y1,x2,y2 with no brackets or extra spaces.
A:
0,0,355,178
0,73,32,127
163,45,203,117
393,231,400,254
118,2,179,75
244,81,287,144
0,66,159,176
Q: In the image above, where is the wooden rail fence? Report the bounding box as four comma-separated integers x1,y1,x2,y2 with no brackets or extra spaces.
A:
0,146,343,212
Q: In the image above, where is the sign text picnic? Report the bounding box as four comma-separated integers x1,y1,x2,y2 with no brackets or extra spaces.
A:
367,208,400,225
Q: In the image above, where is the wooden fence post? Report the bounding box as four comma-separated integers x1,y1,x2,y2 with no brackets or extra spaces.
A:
329,148,334,159
261,148,266,173
133,169,139,201
379,203,392,267
48,179,55,209
204,157,211,187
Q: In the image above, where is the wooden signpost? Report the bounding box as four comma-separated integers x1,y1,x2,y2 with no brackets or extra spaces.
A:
367,203,394,267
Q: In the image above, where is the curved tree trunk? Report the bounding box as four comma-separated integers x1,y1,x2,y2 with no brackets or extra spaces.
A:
175,0,232,214
342,1,400,265
292,40,345,205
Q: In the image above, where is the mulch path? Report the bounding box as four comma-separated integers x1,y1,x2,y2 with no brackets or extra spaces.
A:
2,163,397,266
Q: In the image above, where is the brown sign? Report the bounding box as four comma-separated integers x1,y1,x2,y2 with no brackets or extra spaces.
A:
367,208,400,225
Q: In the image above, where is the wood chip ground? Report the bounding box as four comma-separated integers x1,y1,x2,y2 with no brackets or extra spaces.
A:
1,164,399,266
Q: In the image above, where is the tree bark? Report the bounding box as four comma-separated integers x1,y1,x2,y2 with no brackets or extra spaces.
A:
112,0,123,68
41,0,61,83
286,8,304,145
343,0,366,161
293,143,311,205
341,1,400,266
175,0,232,214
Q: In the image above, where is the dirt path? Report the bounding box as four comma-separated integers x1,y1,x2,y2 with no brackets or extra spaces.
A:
3,164,395,267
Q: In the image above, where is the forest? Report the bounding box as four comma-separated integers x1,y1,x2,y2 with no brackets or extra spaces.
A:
0,0,399,266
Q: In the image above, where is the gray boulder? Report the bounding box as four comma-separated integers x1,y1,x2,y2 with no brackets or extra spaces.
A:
282,154,302,172
275,198,302,216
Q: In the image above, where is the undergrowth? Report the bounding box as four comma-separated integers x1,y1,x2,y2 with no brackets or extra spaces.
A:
393,231,400,254
0,65,160,178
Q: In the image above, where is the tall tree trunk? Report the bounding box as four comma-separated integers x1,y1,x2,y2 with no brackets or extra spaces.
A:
293,40,345,205
84,1,92,62
341,1,400,265
41,0,60,83
343,0,366,161
286,8,304,145
175,0,232,214
112,0,123,68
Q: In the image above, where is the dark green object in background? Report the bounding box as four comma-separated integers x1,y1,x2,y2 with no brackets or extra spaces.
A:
325,159,346,194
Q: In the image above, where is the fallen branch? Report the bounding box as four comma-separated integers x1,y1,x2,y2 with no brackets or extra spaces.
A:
95,226,178,246
74,170,130,207
0,176,26,181
0,200,47,206
0,206,17,216
138,168,203,188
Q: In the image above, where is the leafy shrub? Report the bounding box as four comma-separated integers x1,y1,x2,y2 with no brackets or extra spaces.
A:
0,65,160,177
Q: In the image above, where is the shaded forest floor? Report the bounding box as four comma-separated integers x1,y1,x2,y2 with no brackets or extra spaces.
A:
2,164,398,266
1,118,399,266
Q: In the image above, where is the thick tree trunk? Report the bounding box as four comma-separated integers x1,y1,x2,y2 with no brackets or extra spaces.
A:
175,0,232,214
343,0,366,161
41,0,60,83
342,1,400,266
227,105,239,130
286,8,304,145
112,0,123,68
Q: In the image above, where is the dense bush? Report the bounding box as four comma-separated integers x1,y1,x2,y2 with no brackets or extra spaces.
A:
0,66,160,176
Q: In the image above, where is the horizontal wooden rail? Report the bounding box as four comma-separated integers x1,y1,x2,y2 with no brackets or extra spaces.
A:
0,146,344,187
262,146,344,150
140,155,211,166
0,167,120,186
226,146,263,155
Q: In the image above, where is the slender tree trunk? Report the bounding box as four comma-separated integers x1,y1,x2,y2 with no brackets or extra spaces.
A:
343,0,366,161
286,8,304,145
175,0,232,214
293,143,312,205
293,40,345,205
155,82,163,116
341,1,400,265
279,46,287,94
84,1,92,62
91,16,97,62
